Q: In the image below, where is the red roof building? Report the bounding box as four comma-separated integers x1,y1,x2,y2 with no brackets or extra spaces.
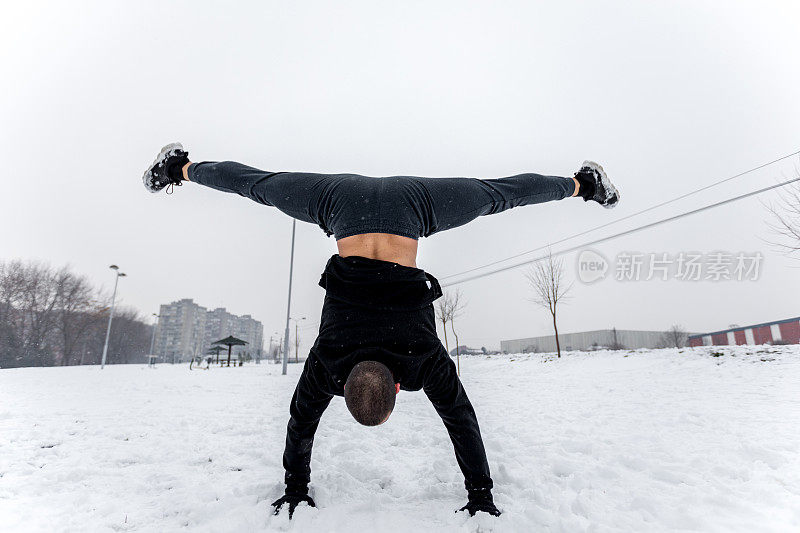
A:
688,316,800,347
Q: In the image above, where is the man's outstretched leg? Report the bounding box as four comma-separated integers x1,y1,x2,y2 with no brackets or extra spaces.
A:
405,163,620,238
142,142,343,233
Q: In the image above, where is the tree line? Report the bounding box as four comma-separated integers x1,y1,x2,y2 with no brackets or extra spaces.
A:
0,259,152,368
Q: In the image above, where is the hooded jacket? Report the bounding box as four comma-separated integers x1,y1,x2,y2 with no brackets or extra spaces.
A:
281,255,493,494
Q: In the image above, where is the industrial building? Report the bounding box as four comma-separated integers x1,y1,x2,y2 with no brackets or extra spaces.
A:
501,329,684,354
687,316,800,347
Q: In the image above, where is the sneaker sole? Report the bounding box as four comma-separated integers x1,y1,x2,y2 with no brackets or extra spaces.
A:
582,160,620,209
142,142,184,193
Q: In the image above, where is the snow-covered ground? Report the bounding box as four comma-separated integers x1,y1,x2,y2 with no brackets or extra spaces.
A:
1,346,799,533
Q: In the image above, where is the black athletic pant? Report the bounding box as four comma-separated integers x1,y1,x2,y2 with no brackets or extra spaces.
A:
188,162,576,239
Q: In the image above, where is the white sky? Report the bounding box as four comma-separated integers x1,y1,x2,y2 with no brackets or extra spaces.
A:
1,1,798,351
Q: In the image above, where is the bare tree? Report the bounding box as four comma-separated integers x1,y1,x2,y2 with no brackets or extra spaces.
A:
435,296,451,355
0,259,153,368
525,250,572,358
765,177,800,255
447,290,466,376
0,261,24,367
18,261,61,366
659,324,688,348
608,327,626,350
104,307,151,364
53,268,103,365
435,290,467,375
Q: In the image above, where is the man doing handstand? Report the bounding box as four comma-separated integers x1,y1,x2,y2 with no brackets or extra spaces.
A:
142,143,619,519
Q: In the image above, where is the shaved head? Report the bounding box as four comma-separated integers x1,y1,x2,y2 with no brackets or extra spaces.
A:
344,360,396,426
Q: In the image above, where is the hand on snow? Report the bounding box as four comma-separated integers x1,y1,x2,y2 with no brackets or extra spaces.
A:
457,488,501,517
458,500,501,517
271,492,315,519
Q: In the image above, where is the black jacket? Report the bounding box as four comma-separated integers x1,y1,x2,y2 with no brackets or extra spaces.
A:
281,255,493,493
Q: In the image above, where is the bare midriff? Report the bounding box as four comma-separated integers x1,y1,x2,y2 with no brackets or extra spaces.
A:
336,233,419,268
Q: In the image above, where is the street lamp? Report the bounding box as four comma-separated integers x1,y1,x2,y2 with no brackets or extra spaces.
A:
100,264,126,369
291,316,307,363
282,219,297,376
149,313,159,362
269,331,280,363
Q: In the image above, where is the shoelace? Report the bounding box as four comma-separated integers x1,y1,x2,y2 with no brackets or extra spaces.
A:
165,182,182,195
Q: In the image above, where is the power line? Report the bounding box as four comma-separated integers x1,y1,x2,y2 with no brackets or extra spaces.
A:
440,149,800,281
442,176,800,287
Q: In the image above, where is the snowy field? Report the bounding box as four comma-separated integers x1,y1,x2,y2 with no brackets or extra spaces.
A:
1,346,799,533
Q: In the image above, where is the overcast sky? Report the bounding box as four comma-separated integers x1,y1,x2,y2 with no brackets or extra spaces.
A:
2,1,798,351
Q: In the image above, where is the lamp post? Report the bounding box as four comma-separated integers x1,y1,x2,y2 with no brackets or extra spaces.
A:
149,313,159,361
100,265,126,369
292,316,307,363
282,220,297,376
268,332,277,362
149,313,159,354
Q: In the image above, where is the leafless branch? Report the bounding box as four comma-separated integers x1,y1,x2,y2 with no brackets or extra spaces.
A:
524,250,572,357
764,178,800,256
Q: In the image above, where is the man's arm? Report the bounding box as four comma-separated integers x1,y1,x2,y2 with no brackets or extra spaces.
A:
274,356,334,518
422,352,500,516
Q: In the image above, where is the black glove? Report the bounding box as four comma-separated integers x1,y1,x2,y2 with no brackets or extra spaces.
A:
271,484,315,519
457,488,501,517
